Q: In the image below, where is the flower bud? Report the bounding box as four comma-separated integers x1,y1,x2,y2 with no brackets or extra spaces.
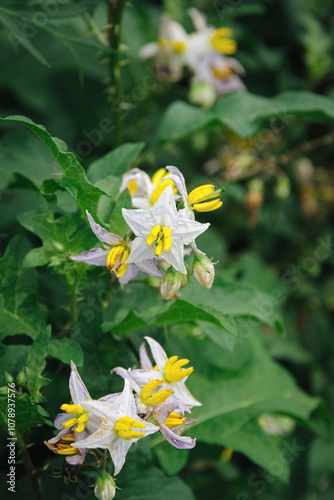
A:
160,267,182,300
94,472,116,500
189,82,216,108
192,254,215,289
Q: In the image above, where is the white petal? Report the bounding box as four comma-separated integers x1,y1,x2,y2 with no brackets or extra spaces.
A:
139,42,159,59
70,248,109,267
72,424,115,450
173,218,210,245
145,337,168,372
125,237,155,265
170,380,202,407
122,208,153,236
86,211,122,248
139,343,153,370
69,361,91,405
137,259,163,278
188,7,207,31
109,438,132,475
112,367,141,394
162,240,186,274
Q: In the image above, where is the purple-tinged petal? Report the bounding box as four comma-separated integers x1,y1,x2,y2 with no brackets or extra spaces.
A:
118,264,139,285
54,413,73,430
70,248,109,267
153,401,196,449
86,211,122,248
111,367,141,394
137,259,163,278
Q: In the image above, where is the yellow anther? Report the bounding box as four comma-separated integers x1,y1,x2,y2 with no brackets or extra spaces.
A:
211,28,237,55
106,245,130,278
106,246,124,269
164,356,194,383
114,416,146,440
127,179,137,196
172,41,186,54
153,364,159,371
62,417,77,429
152,168,168,187
60,403,89,434
165,411,186,429
146,225,173,255
60,404,84,415
188,185,223,212
151,179,177,205
56,447,79,455
146,226,161,246
258,417,267,430
192,200,223,212
212,66,234,80
221,447,233,462
155,239,164,257
141,379,173,406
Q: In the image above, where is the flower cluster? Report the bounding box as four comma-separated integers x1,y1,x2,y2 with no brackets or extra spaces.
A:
45,337,199,498
71,166,223,298
139,8,245,107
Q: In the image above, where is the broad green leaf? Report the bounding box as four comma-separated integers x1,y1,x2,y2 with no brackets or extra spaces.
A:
0,343,30,386
0,393,47,434
87,142,145,184
163,333,320,482
153,440,190,475
24,325,51,403
49,338,84,367
0,235,47,340
18,208,96,268
108,189,132,237
0,115,107,219
157,91,334,144
0,131,62,193
116,467,195,500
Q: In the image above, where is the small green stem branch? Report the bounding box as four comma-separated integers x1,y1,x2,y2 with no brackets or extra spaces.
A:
18,434,45,500
108,0,125,147
82,12,109,47
65,267,84,336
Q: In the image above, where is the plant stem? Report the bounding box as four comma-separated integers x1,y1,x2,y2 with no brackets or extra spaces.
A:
107,0,125,147
82,12,109,47
18,434,45,500
277,131,334,165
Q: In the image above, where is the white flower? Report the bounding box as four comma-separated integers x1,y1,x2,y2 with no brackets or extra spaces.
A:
113,336,201,409
72,380,159,475
122,185,209,274
139,14,196,81
45,362,117,465
70,211,162,284
120,168,156,209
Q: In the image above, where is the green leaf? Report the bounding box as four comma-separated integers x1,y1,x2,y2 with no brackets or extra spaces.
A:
48,338,84,367
18,208,96,268
0,343,30,386
0,235,47,340
108,189,132,237
0,393,47,434
24,325,51,403
0,115,107,219
116,467,195,500
157,91,334,143
87,142,145,184
153,440,190,475
164,333,320,482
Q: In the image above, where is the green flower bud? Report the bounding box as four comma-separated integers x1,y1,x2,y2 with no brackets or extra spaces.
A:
94,472,116,500
193,254,215,289
160,267,182,300
189,82,216,108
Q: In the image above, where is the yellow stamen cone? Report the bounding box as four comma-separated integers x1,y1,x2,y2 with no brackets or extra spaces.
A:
192,200,223,212
128,179,137,195
155,239,164,256
188,185,215,204
172,41,186,54
152,168,167,186
62,417,77,429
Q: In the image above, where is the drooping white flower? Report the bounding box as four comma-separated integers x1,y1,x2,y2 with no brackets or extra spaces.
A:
122,185,209,274
45,361,117,465
72,380,159,475
70,211,162,284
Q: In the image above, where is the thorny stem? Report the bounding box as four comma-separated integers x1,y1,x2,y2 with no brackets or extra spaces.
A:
18,434,46,500
107,0,125,147
36,461,104,477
